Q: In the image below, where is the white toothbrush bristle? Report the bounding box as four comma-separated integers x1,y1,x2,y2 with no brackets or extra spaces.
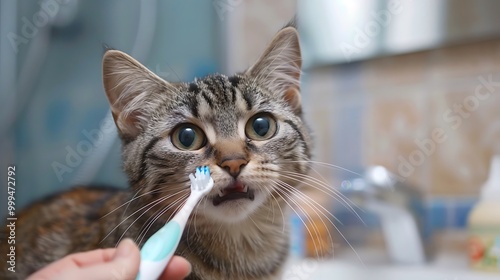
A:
190,166,214,194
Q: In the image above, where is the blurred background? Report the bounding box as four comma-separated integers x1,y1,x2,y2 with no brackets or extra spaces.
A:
2,0,500,279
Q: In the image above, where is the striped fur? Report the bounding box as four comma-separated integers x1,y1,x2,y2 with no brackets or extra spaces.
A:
0,25,311,280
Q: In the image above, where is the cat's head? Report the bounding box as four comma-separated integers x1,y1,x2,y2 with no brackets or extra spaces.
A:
102,25,311,224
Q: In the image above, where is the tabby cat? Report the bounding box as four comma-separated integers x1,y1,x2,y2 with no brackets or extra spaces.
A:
1,23,312,279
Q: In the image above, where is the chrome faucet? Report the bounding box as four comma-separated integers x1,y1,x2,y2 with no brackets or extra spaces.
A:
342,166,427,264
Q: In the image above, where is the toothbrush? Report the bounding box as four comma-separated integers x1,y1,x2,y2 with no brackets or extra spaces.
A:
136,166,214,280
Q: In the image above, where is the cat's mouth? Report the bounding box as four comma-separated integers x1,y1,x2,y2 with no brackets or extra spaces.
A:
212,181,255,206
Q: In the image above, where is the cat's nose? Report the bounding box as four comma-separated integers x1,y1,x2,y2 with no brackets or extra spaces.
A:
219,157,248,178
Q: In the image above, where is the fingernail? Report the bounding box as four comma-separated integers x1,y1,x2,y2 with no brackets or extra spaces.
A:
185,260,192,276
115,238,134,259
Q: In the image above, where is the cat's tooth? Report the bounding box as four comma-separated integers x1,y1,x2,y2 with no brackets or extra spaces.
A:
218,189,224,197
243,185,248,193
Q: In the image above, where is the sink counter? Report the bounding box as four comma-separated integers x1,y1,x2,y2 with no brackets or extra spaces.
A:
283,248,499,280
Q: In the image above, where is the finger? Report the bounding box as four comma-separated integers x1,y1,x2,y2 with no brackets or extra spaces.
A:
65,248,117,267
27,248,116,280
54,239,140,280
159,256,192,280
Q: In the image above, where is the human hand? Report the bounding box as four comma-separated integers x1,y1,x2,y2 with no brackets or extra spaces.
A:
27,238,191,280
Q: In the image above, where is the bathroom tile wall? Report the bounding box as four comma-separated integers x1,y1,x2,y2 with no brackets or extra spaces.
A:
303,39,500,231
363,39,500,197
304,40,500,198
223,0,296,74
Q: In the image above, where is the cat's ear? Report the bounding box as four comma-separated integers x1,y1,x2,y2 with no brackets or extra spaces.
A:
102,50,170,139
247,26,302,114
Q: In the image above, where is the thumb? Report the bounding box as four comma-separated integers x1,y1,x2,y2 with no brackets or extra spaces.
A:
108,238,141,279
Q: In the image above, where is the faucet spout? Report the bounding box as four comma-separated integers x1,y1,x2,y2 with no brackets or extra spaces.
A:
342,165,427,264
365,201,426,264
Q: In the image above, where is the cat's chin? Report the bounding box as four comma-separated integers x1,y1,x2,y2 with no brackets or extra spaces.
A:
199,189,267,223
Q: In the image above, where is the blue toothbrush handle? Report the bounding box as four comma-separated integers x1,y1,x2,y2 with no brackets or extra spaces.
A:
135,221,182,280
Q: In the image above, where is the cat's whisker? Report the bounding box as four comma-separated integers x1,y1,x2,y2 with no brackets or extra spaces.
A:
187,199,202,241
274,178,343,226
269,183,321,257
101,189,156,219
121,188,142,220
138,190,191,241
185,210,195,247
100,196,169,245
100,188,188,245
279,170,362,209
278,171,366,224
163,63,183,83
263,188,285,232
275,187,324,254
178,195,207,253
274,179,365,265
271,185,322,259
308,163,335,193
193,195,209,237
281,160,363,177
205,210,225,242
193,197,207,233
273,179,338,260
136,192,190,246
100,184,187,219
265,188,277,224
248,214,263,234
136,191,189,242
122,192,189,247
278,172,361,214
274,179,337,249
302,163,363,217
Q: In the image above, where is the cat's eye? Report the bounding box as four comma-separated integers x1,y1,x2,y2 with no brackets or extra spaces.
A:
245,113,277,141
171,124,206,150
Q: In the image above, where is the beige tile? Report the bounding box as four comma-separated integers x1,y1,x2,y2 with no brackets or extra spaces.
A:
326,40,500,198
242,0,296,68
303,68,340,183
225,0,296,72
362,41,500,197
363,88,430,190
429,39,500,81
427,81,500,195
361,51,431,89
